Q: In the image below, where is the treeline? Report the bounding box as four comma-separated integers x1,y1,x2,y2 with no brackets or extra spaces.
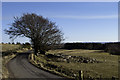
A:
2,42,31,49
104,42,120,55
64,43,105,50
63,42,120,55
2,42,27,45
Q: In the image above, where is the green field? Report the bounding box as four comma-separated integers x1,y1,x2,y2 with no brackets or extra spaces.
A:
33,49,119,79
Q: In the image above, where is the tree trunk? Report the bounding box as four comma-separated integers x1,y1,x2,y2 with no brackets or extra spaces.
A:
34,47,38,55
40,50,45,55
32,39,38,55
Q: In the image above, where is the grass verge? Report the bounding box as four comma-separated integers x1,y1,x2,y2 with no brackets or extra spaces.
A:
2,54,16,78
29,54,75,79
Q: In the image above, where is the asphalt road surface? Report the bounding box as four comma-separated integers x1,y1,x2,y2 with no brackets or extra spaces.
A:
7,53,72,80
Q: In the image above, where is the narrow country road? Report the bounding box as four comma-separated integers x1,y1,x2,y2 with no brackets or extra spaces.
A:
7,52,72,80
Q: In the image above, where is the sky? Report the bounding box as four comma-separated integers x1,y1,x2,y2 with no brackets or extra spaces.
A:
2,2,118,43
1,0,120,2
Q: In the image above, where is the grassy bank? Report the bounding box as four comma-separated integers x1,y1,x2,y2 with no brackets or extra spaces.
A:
30,49,118,79
2,54,16,78
29,54,73,79
1,44,21,78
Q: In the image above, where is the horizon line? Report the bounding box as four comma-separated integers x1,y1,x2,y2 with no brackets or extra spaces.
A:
1,0,119,2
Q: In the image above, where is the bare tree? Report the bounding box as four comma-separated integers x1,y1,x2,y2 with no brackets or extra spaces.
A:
5,13,64,55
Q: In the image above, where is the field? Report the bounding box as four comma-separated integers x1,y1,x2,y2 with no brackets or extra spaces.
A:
32,49,119,79
2,44,21,52
1,44,119,79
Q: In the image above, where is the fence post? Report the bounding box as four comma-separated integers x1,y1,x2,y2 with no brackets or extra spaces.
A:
79,70,83,80
100,75,102,80
31,53,34,60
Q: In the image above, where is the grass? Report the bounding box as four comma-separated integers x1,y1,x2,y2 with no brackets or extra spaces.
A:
2,44,21,52
31,49,118,79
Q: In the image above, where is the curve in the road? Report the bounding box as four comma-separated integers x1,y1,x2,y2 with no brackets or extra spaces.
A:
7,53,73,80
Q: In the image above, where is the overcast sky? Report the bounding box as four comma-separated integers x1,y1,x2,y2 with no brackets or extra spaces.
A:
2,2,118,43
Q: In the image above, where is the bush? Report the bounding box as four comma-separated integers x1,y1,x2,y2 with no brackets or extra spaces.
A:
22,42,31,49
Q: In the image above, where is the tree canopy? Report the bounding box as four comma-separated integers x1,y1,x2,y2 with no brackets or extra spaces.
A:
5,13,64,55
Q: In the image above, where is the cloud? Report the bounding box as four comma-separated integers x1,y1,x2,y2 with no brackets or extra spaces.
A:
51,15,117,19
2,15,117,21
